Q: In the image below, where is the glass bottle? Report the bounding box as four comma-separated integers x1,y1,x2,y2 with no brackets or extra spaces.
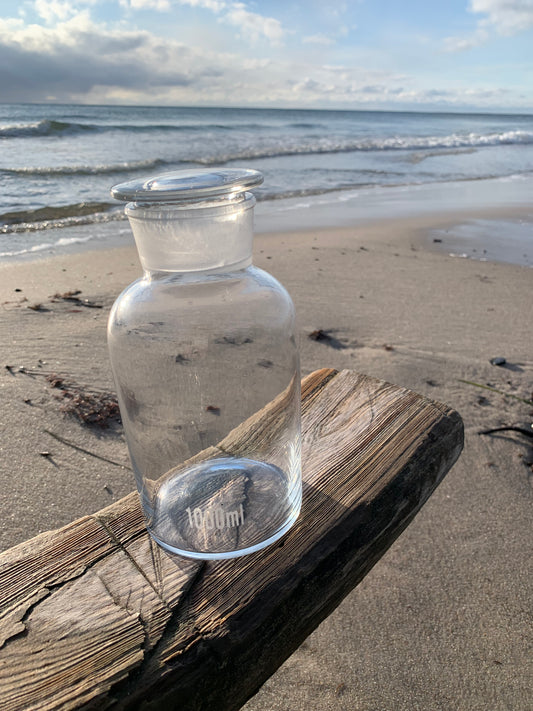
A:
107,169,301,560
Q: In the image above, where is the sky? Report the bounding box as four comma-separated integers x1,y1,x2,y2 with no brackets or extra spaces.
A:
0,0,532,111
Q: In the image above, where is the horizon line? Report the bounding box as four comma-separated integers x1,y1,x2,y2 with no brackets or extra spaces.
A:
1,101,532,118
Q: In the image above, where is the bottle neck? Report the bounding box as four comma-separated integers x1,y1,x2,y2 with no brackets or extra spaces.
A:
126,192,255,273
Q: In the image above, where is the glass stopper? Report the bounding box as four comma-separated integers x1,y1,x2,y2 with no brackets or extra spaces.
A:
111,168,264,203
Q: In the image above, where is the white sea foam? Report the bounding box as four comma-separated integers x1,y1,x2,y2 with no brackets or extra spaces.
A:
185,131,533,166
0,232,98,258
5,158,166,176
0,242,54,257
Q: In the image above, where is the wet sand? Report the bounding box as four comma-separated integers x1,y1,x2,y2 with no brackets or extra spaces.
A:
1,213,532,710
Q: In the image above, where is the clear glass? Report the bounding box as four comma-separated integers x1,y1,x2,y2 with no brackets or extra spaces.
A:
108,170,301,560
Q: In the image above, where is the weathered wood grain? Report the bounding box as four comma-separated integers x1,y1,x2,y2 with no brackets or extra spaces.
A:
0,369,463,711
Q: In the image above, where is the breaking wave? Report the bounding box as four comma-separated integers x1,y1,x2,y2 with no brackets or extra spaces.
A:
0,119,267,139
0,202,122,233
184,130,533,164
0,233,97,258
3,158,167,177
0,119,96,138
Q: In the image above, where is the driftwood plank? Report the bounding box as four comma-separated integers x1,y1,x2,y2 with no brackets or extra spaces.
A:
0,369,463,711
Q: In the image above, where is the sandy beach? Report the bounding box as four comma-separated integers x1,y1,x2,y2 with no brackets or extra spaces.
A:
1,210,532,710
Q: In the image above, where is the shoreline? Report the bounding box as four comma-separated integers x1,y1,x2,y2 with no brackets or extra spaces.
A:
1,175,533,268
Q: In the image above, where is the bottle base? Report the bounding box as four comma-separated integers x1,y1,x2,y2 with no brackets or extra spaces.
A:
146,456,301,560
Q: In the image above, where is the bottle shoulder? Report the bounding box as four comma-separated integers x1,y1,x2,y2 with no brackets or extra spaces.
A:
112,266,290,302
108,265,294,330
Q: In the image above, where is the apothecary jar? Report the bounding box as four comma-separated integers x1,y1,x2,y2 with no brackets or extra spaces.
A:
107,169,301,559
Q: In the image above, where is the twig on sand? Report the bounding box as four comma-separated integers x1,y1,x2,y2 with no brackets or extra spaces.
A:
479,426,533,440
458,379,533,406
308,329,347,350
51,291,103,309
44,429,131,469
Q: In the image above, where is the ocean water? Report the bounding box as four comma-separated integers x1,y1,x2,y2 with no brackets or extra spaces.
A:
1,103,532,261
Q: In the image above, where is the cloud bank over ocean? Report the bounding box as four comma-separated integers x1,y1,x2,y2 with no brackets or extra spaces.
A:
0,0,532,110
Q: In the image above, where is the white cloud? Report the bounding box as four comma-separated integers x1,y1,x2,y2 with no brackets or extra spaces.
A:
176,0,227,10
34,0,76,23
302,34,335,46
120,0,284,44
125,0,172,10
444,0,533,51
469,0,533,35
0,14,208,100
0,12,90,52
122,0,226,9
443,27,489,52
222,3,284,45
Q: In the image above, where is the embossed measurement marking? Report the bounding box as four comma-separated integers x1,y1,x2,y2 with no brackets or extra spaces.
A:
185,504,245,530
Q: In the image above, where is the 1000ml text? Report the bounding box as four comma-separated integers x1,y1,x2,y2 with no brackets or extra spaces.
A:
185,504,245,530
